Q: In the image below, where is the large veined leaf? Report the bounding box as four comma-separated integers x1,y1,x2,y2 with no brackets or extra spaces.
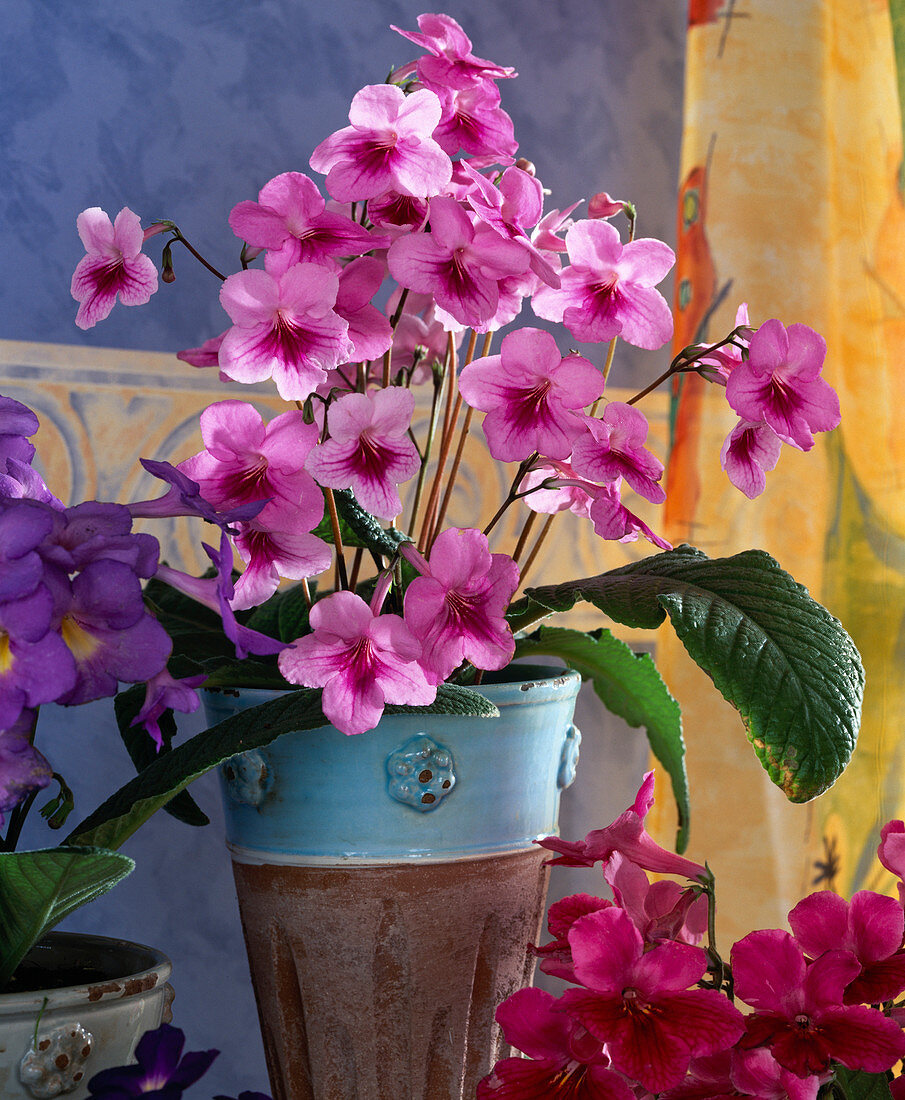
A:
832,1068,894,1100
66,685,498,853
514,625,689,850
515,547,863,803
0,847,134,988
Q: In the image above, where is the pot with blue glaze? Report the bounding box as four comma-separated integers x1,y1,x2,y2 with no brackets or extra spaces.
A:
204,664,581,1100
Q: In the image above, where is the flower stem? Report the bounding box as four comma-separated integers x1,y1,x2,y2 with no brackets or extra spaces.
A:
518,513,555,587
512,509,539,566
169,229,227,282
483,455,538,537
324,488,349,590
407,369,445,538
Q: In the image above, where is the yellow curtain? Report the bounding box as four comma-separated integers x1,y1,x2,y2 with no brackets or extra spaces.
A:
649,0,905,942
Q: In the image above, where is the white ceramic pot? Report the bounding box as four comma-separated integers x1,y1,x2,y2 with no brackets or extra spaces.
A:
0,932,172,1100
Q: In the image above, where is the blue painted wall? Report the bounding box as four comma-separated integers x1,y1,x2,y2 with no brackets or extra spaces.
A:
3,2,686,1094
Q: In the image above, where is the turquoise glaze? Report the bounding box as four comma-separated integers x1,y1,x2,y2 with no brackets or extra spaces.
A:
204,665,581,862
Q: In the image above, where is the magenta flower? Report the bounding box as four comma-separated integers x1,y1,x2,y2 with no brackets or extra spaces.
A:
695,303,751,385
71,207,159,330
278,590,436,736
177,401,322,528
459,328,603,462
387,196,530,327
720,419,783,499
309,84,452,203
177,331,227,372
218,262,351,401
477,987,633,1100
391,13,516,90
402,528,519,685
532,218,675,349
732,929,905,1076
131,668,206,750
306,387,420,520
571,403,666,503
788,889,905,1005
605,852,708,948
532,893,613,983
725,320,840,451
0,709,51,825
560,907,745,1092
432,82,517,160
389,310,452,383
519,460,595,519
729,1047,822,1100
587,480,671,551
228,171,386,266
333,258,393,362
537,771,706,880
879,820,905,906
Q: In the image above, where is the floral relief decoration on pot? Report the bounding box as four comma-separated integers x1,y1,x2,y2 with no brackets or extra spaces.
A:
18,1022,93,1099
386,734,456,811
220,750,271,806
557,723,582,790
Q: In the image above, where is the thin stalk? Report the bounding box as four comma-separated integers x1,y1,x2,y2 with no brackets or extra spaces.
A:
170,230,227,281
2,790,38,852
512,509,539,566
418,333,462,548
428,405,473,552
348,547,365,592
324,488,349,590
406,368,445,536
626,328,749,406
300,577,312,609
518,513,556,587
483,455,537,537
601,336,619,386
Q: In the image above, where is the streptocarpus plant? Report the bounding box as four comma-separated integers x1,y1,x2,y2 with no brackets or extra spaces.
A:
0,12,862,988
480,774,905,1100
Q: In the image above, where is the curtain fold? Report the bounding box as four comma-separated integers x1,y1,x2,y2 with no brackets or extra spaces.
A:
650,0,905,940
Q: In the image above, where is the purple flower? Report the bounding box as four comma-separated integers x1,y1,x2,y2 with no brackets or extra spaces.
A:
0,499,56,604
532,218,675,350
0,590,77,729
131,668,207,751
0,394,39,470
401,528,519,686
71,207,158,330
87,1023,217,1099
458,328,603,463
725,319,840,451
278,590,436,736
0,709,51,825
130,460,265,531
309,84,452,203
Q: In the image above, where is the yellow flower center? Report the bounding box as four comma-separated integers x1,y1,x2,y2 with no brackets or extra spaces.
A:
61,616,101,662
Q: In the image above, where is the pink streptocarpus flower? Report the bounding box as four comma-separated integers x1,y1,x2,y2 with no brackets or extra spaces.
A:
217,262,351,401
587,192,627,220
309,85,452,203
387,196,530,327
732,928,905,1076
333,257,393,362
725,319,840,451
401,527,519,686
532,218,675,350
178,401,322,528
71,207,159,330
519,459,595,519
391,13,516,90
571,403,666,504
788,888,905,1005
305,387,420,521
228,171,388,266
537,771,706,880
459,328,603,463
560,907,745,1092
587,480,671,551
879,820,905,906
476,986,633,1100
695,303,751,385
177,331,227,374
278,590,436,736
431,82,517,160
720,419,783,499
605,852,708,948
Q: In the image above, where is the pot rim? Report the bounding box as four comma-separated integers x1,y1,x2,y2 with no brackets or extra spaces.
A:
1,931,172,1012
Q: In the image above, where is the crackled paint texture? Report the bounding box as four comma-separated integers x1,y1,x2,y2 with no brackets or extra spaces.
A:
2,3,684,1095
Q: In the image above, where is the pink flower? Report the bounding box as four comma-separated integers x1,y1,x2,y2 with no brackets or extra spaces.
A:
477,987,633,1100
725,320,840,451
571,403,666,504
278,590,436,736
879,820,905,906
71,207,158,330
391,13,516,90
305,387,420,521
532,893,613,983
388,196,530,327
587,480,671,550
309,85,452,203
217,263,351,401
720,420,783,499
431,82,517,160
696,303,751,385
230,503,333,611
788,889,905,1005
730,1047,822,1100
519,460,595,519
532,218,675,350
333,257,393,362
537,771,706,880
458,328,604,462
560,907,745,1092
228,171,387,266
177,331,227,371
732,929,905,1076
605,852,708,948
389,310,452,383
401,528,519,685
178,401,322,527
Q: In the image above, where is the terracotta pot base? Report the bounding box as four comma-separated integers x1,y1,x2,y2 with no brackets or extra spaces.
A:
231,848,550,1100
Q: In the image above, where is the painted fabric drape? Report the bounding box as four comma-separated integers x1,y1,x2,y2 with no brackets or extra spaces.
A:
649,0,905,941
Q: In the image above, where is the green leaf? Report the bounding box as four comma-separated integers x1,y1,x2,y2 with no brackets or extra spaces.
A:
113,687,209,828
66,685,498,853
0,847,134,988
831,1068,894,1100
277,583,313,643
514,625,689,851
522,547,863,803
